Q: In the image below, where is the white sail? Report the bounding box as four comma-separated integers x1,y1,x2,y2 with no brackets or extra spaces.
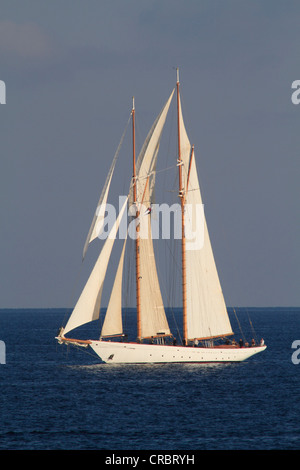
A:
135,89,174,204
134,92,174,339
100,236,127,338
88,172,113,242
82,165,115,261
82,114,130,260
64,197,128,336
138,186,171,339
178,94,233,340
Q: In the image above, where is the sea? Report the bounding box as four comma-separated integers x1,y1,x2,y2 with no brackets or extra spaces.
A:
0,307,299,456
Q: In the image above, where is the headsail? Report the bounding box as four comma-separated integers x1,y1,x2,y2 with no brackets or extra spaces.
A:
177,93,233,340
63,197,128,336
100,235,127,338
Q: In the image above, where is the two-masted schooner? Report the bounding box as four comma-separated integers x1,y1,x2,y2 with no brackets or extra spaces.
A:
56,71,266,363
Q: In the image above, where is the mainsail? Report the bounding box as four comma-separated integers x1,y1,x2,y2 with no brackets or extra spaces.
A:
177,94,233,340
63,197,128,336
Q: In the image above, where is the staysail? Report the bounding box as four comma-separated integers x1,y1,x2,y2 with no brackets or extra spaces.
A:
100,235,127,338
63,197,128,336
177,94,233,340
138,186,171,338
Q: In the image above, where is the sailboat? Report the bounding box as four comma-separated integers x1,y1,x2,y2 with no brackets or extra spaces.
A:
56,71,266,364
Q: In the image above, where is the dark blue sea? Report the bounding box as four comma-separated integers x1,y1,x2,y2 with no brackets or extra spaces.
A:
0,307,299,452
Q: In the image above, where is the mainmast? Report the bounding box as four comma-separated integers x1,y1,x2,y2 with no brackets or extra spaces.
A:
176,69,188,344
132,97,142,340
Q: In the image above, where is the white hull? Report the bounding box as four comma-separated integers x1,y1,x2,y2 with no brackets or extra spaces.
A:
89,340,267,364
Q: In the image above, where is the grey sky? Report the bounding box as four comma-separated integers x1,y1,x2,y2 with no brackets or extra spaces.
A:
0,0,299,308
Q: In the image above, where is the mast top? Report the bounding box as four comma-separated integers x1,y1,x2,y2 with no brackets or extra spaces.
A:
176,67,180,84
132,96,135,111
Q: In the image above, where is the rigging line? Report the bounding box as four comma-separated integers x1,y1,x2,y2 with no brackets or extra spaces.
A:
82,113,131,261
97,112,131,205
69,342,101,360
186,187,201,193
131,164,178,187
155,239,182,344
161,101,176,202
233,307,246,343
167,232,180,308
123,233,135,334
113,112,132,166
246,308,258,342
155,164,178,175
134,111,144,159
154,213,182,341
60,260,85,329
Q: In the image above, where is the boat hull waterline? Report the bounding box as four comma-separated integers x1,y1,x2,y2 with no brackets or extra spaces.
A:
87,340,266,364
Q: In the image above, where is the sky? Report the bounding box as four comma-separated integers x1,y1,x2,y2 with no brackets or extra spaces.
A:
0,0,299,308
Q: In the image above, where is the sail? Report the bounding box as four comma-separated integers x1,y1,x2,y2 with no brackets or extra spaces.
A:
134,93,174,339
178,94,233,340
63,197,128,336
82,114,130,260
100,236,127,338
138,186,171,338
135,89,174,204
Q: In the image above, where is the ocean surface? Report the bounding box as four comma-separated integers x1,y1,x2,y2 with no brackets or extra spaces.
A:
0,307,299,451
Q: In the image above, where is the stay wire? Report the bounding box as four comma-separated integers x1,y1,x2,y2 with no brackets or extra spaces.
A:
233,307,246,343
